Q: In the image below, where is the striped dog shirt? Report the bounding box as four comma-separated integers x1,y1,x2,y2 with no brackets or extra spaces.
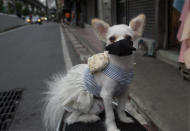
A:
84,64,133,97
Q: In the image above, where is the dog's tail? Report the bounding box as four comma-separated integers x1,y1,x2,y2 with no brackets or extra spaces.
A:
43,73,67,131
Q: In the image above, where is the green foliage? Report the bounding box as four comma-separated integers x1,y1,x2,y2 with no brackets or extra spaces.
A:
23,7,30,16
15,1,22,14
8,2,15,14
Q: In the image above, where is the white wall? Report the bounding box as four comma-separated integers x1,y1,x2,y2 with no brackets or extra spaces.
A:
0,14,27,32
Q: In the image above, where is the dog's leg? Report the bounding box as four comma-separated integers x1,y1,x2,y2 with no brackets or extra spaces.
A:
101,83,120,131
117,88,133,123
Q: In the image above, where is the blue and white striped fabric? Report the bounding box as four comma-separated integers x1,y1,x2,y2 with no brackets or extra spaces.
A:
84,64,134,97
84,68,101,97
103,64,133,96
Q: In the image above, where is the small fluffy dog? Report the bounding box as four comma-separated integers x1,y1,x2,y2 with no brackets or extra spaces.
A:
44,14,146,131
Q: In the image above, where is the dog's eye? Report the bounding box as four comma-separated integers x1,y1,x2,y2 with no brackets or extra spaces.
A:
109,36,116,42
125,35,132,40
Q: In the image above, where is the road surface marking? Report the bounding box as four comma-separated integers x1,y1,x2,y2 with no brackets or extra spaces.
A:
59,25,73,71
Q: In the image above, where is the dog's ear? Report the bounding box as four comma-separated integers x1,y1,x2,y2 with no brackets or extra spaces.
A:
91,18,110,42
129,14,146,37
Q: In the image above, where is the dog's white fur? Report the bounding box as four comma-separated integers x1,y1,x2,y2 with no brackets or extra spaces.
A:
43,14,146,131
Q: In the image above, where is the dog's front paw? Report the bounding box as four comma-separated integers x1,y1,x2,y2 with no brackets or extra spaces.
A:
107,124,120,131
118,111,134,123
107,127,120,131
119,116,134,123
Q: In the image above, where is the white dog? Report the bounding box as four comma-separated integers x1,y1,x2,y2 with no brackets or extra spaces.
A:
43,14,146,131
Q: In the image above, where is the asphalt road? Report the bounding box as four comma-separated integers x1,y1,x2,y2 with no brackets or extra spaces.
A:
0,23,73,131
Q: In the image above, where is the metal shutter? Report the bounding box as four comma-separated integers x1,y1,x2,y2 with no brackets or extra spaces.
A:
127,0,157,39
117,0,127,24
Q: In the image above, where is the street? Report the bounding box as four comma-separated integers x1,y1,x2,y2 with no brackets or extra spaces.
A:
0,23,75,130
0,21,188,131
1,0,189,131
0,23,149,131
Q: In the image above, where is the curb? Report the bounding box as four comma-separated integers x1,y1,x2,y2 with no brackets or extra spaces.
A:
0,24,27,34
128,94,161,131
63,24,100,54
61,24,91,64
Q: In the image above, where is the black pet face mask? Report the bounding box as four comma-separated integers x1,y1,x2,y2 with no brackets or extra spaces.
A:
105,39,136,56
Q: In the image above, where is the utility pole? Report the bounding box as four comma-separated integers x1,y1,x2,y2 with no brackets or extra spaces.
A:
55,0,59,22
46,0,48,16
55,0,58,9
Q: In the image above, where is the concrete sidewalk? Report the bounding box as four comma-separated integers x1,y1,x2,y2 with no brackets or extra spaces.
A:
66,25,104,53
65,24,189,131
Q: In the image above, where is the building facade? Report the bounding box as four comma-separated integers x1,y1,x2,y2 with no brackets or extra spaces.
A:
1,0,45,16
63,0,181,67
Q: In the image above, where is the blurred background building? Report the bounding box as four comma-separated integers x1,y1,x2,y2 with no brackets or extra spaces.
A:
0,0,46,17
61,0,181,67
